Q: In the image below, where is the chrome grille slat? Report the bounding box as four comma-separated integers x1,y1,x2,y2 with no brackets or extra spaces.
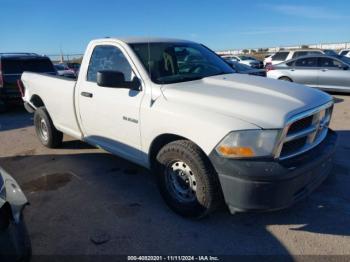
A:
284,125,317,142
276,101,334,160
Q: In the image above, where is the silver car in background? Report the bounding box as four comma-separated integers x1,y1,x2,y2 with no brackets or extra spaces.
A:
223,55,263,69
267,55,350,93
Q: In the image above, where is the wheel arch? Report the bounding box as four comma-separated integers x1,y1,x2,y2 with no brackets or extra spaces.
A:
278,76,293,82
148,133,208,170
30,94,45,108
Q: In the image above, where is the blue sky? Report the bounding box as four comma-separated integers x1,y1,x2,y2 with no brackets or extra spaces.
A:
1,0,349,55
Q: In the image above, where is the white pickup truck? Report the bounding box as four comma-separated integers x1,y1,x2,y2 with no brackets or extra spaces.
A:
21,37,337,218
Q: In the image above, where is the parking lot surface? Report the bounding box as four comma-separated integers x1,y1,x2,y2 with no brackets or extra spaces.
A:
0,94,349,257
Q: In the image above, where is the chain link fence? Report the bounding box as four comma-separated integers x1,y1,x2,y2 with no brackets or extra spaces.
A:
217,41,350,56
45,54,84,64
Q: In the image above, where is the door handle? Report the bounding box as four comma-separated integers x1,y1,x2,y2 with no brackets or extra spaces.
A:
81,92,93,98
321,69,328,72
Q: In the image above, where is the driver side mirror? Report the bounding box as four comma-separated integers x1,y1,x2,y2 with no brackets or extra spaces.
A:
97,70,140,90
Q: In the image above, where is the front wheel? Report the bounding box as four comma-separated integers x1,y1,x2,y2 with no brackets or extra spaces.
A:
155,140,222,218
34,107,63,148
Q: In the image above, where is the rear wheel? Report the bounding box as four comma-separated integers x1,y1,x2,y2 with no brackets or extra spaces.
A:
279,76,292,82
34,107,63,148
155,140,222,218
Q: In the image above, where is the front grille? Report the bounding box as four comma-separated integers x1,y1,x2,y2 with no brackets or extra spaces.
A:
277,102,333,160
287,115,313,133
280,137,308,157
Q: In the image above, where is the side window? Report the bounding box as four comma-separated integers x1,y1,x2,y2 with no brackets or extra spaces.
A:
308,51,322,55
318,57,342,68
286,61,295,66
272,52,289,61
292,51,307,59
295,57,317,67
87,45,133,82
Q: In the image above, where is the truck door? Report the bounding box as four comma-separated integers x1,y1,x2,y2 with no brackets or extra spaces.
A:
77,44,144,163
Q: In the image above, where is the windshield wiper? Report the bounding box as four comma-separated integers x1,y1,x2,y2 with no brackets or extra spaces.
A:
179,75,205,81
159,76,204,84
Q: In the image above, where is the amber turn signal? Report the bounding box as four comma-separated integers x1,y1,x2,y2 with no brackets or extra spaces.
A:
217,146,255,157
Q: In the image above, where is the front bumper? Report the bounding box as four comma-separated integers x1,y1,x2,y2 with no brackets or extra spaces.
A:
0,168,28,223
209,130,337,214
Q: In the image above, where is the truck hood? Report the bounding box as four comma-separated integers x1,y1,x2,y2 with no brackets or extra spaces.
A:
161,74,332,128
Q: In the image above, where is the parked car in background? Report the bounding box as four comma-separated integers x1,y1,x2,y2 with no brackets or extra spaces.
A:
0,53,56,111
225,60,266,77
0,167,31,261
66,62,81,74
21,37,336,218
267,55,350,92
54,64,76,78
339,49,350,58
264,54,273,58
322,49,339,57
223,55,263,69
263,49,334,66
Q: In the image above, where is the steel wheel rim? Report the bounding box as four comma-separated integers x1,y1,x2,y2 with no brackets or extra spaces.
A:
165,160,197,203
39,118,49,141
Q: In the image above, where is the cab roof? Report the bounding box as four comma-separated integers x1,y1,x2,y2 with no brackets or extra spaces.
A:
98,37,195,44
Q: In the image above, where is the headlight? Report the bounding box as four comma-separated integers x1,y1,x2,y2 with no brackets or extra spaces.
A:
216,130,280,158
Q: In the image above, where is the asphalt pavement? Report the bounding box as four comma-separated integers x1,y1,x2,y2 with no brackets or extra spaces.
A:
0,95,349,257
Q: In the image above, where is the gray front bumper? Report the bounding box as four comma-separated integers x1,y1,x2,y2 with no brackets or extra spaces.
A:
209,130,337,213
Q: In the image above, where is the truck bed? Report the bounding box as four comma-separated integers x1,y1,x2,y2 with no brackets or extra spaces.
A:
22,72,82,139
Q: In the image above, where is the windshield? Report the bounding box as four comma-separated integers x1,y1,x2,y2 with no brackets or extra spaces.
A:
67,63,80,69
323,50,338,56
130,42,234,84
54,64,66,70
340,56,350,65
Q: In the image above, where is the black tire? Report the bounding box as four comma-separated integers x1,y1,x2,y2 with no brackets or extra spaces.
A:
155,140,222,218
279,76,293,82
15,218,32,262
34,107,63,148
0,215,31,262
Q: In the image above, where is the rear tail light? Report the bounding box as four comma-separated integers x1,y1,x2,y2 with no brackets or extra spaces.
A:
17,80,25,97
265,63,274,72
